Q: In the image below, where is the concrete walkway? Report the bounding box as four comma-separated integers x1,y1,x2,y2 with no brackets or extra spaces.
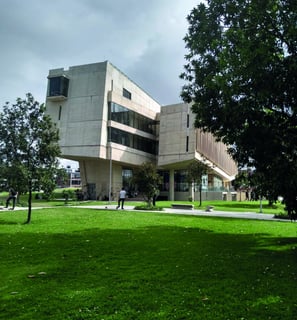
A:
71,204,289,222
0,204,291,222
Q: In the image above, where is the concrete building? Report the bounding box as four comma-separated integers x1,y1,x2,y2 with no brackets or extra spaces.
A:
46,61,237,201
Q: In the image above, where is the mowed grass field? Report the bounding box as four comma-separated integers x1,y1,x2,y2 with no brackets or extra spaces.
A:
0,207,296,319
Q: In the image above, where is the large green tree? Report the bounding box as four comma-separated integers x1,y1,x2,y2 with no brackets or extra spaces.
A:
0,93,61,223
180,0,297,214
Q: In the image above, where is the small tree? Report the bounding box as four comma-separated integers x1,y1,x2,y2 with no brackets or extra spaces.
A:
187,160,208,206
132,162,162,207
0,93,61,223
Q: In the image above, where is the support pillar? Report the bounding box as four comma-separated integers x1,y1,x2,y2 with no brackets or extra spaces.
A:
190,182,194,201
169,169,175,201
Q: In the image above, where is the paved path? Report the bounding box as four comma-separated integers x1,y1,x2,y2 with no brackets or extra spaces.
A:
71,205,289,222
0,204,291,222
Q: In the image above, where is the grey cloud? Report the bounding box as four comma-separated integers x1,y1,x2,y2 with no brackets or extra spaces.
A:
0,0,199,106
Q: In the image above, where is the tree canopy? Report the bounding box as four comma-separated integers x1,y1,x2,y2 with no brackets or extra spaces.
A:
0,93,61,223
181,0,297,213
132,162,162,206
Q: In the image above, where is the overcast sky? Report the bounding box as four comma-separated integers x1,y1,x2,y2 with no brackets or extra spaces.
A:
0,0,201,109
0,0,201,168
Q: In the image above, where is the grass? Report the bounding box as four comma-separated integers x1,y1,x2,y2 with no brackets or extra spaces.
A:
0,207,296,319
139,200,285,215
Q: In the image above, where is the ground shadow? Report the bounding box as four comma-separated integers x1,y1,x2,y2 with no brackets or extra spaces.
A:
1,223,297,319
0,219,19,225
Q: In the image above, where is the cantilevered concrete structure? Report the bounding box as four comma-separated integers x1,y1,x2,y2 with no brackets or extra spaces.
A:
158,103,237,200
46,61,237,201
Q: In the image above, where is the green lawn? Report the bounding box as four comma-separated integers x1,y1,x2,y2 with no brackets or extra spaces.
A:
0,207,296,319
0,189,287,215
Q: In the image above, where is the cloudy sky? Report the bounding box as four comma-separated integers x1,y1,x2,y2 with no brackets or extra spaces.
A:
0,0,201,109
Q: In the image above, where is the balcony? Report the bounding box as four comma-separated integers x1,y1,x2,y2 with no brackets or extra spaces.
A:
47,75,69,101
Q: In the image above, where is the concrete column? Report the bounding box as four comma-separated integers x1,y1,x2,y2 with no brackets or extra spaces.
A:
190,182,194,201
169,169,175,201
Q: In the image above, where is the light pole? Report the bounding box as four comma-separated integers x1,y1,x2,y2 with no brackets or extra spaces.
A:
108,133,112,204
259,196,263,213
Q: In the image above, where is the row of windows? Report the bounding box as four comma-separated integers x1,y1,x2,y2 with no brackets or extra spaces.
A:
158,170,209,192
108,127,157,155
108,102,158,135
119,168,224,195
48,78,130,100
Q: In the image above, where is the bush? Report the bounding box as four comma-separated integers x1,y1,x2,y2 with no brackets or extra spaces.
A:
134,205,163,211
62,189,75,204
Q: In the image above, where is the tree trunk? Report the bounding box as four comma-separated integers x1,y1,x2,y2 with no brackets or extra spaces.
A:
25,181,32,224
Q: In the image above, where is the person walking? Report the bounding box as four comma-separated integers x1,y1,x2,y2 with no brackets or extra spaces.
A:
5,187,18,210
116,187,127,210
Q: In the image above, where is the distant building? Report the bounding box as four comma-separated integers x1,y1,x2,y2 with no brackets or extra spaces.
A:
69,169,81,188
46,61,237,201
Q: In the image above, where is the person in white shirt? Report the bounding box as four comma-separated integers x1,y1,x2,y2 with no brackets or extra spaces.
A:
116,187,127,209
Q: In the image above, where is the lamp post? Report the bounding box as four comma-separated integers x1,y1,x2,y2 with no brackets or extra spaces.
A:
108,133,112,204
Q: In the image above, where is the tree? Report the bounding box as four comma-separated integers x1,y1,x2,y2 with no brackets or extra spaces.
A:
0,93,61,223
232,171,249,193
187,160,208,206
132,162,162,207
180,0,297,214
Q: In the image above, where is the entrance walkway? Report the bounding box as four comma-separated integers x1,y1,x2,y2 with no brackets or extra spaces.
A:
0,204,290,222
72,204,288,222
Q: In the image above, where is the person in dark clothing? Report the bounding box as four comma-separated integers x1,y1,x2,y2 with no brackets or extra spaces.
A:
152,188,159,206
5,187,18,210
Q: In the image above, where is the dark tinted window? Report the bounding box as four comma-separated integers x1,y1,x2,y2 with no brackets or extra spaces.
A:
48,76,69,97
108,102,157,135
108,127,157,155
123,88,131,100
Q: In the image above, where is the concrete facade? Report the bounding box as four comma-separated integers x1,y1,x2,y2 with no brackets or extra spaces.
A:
46,61,238,201
157,103,237,200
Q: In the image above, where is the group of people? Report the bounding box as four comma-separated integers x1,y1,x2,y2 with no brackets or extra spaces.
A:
4,186,159,211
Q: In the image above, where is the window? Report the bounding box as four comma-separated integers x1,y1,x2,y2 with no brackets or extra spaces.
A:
108,102,157,135
122,169,133,189
158,171,169,191
48,76,69,98
108,127,157,155
123,88,131,100
109,103,130,126
174,170,189,192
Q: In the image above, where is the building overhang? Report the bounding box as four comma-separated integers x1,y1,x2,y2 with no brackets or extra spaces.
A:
157,151,236,182
194,151,236,181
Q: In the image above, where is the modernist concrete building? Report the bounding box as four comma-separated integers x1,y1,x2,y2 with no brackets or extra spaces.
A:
46,61,237,201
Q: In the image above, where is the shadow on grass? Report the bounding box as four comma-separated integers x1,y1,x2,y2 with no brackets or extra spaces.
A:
0,219,19,225
213,202,277,210
1,224,297,320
